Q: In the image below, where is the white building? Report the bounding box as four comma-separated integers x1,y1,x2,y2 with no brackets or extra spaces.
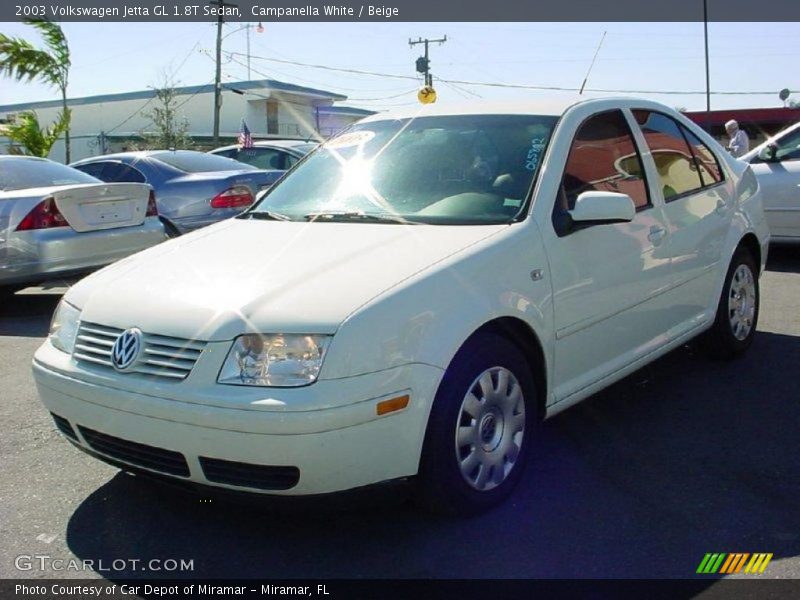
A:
0,78,375,163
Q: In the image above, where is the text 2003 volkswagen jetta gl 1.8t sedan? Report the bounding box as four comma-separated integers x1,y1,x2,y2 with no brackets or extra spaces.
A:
33,98,768,515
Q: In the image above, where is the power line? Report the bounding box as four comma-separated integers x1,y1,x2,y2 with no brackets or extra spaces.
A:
105,96,156,134
347,88,421,101
232,50,797,96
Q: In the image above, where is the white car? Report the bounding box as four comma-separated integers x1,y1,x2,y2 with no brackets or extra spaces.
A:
742,120,800,243
32,98,768,514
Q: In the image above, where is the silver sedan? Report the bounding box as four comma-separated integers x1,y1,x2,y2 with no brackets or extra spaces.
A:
0,155,166,292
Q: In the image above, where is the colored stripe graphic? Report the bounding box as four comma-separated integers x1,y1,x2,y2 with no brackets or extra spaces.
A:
745,553,773,574
720,553,750,574
697,553,726,574
697,553,772,575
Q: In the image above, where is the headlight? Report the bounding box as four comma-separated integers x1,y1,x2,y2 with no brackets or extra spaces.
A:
49,300,81,354
218,334,332,387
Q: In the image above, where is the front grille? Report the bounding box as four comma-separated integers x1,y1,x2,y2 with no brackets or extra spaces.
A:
199,457,299,490
73,321,205,381
51,413,78,441
78,426,190,477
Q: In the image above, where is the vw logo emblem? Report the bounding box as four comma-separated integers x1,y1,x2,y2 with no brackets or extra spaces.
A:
111,328,142,371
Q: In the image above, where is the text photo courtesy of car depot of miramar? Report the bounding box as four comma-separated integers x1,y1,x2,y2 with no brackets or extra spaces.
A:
2,4,800,596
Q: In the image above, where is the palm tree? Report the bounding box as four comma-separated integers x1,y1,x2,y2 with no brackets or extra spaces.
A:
1,110,69,157
0,19,72,162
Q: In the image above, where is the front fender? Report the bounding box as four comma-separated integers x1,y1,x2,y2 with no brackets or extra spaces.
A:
320,222,555,393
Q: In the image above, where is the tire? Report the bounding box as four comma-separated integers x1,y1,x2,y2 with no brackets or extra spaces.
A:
416,333,537,516
159,217,182,238
700,247,759,359
0,285,20,300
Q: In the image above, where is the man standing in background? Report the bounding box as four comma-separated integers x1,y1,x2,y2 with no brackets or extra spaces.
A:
726,119,750,158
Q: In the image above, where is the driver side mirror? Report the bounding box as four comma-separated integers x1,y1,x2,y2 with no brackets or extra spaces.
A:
554,190,636,236
569,191,636,224
758,143,779,163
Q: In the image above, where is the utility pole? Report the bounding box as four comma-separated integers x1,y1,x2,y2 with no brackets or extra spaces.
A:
210,0,236,145
246,23,251,79
409,35,447,87
703,0,712,130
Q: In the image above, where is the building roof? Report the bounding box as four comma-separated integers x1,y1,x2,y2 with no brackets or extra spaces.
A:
684,107,800,128
317,105,376,117
0,79,347,113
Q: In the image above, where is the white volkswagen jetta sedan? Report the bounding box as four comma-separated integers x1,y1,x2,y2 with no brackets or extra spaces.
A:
32,98,768,514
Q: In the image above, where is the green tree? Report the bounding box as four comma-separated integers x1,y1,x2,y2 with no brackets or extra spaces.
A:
138,83,193,150
0,19,72,161
1,110,69,157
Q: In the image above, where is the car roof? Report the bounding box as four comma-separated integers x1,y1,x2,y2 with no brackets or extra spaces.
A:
71,150,205,165
359,97,587,122
357,96,684,124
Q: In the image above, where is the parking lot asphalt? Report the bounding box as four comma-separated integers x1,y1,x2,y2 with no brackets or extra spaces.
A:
1,248,799,582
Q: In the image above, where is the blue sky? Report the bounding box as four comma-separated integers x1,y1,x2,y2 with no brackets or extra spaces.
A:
1,21,799,112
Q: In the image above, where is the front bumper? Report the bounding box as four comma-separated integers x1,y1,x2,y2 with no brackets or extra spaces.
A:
0,217,166,286
33,343,443,495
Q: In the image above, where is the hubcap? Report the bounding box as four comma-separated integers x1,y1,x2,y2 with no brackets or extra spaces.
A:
455,366,526,492
728,263,756,341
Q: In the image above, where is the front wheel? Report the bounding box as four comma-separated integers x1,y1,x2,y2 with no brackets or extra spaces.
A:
700,247,759,359
416,333,536,516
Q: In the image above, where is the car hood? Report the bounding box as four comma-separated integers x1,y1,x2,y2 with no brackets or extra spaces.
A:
66,218,506,341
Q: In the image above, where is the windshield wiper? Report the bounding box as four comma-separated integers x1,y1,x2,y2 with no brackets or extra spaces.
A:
239,210,292,221
303,211,416,225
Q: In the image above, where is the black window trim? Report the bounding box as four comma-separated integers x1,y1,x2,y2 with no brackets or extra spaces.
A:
633,108,726,204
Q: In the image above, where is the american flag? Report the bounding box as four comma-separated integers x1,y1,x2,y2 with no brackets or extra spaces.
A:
238,119,253,148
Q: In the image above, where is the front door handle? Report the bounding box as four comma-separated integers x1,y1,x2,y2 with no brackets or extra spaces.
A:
648,225,667,244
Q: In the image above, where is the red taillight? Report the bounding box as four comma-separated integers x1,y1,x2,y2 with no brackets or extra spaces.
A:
210,186,253,209
145,189,159,217
15,197,69,231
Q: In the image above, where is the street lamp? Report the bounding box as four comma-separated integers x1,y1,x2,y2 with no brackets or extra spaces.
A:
222,22,264,80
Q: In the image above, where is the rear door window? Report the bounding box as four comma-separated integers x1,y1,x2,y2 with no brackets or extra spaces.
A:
633,110,705,201
681,128,724,186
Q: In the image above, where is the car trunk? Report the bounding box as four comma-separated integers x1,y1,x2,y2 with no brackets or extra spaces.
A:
51,183,150,232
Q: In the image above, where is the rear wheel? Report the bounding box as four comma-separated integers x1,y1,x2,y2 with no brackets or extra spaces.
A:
159,217,182,238
0,286,20,301
416,333,537,516
700,247,759,359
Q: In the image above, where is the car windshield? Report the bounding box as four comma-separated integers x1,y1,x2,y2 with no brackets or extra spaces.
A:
152,151,258,173
0,159,100,191
248,114,557,225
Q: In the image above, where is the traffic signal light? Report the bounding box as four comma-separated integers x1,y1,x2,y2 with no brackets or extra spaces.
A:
415,56,429,74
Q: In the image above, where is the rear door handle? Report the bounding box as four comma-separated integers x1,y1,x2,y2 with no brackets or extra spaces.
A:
648,225,667,244
715,199,728,216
